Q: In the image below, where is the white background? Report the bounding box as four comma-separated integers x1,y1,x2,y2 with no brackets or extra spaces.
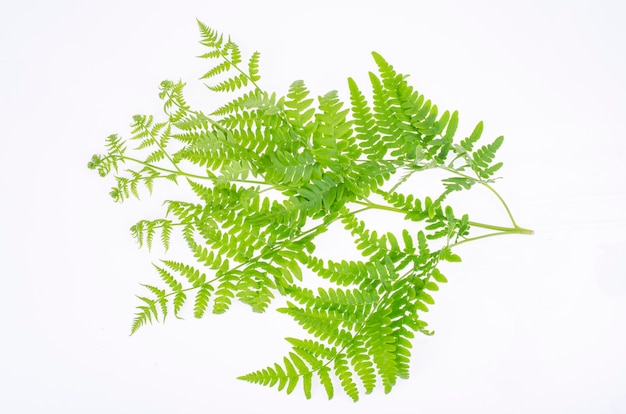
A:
1,1,625,412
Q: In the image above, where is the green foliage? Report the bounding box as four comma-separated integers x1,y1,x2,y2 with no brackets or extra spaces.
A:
89,21,532,401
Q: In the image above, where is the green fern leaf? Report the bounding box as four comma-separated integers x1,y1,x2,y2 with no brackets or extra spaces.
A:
460,120,483,152
211,90,263,116
173,291,186,318
152,264,182,291
212,273,237,314
162,260,207,287
472,135,504,178
91,21,532,401
346,338,377,394
349,77,384,160
200,60,232,80
196,19,224,49
284,80,315,128
130,308,151,335
248,51,261,82
334,353,359,402
206,74,249,92
193,285,211,318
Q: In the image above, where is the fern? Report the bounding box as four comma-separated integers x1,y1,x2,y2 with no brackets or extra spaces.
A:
89,21,532,402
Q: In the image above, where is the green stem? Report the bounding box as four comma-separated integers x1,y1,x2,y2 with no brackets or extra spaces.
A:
466,221,533,235
482,181,518,228
351,200,533,235
437,165,520,228
122,156,211,180
351,200,401,214
121,156,270,187
452,229,532,247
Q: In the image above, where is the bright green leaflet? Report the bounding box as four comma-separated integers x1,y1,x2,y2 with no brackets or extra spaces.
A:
88,20,532,401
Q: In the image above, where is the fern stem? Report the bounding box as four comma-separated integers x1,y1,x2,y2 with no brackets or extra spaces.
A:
452,230,528,247
481,181,519,227
437,165,522,228
465,221,533,235
351,200,402,214
351,200,532,235
121,156,211,180
121,156,271,187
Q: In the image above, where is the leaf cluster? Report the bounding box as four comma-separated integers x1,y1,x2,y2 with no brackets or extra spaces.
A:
88,21,531,401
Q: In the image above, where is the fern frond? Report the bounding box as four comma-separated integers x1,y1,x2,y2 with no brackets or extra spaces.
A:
173,291,187,318
238,358,298,395
152,264,183,291
345,337,377,394
248,51,261,82
225,39,242,66
193,285,211,318
91,23,531,401
333,353,359,402
278,302,353,346
196,19,224,49
236,266,275,312
130,219,174,251
136,296,160,323
212,271,238,314
205,73,250,92
211,89,262,116
130,307,151,335
284,80,315,130
311,91,358,171
348,77,384,160
239,348,335,400
162,260,207,287
362,307,398,393
158,80,190,122
105,134,127,156
141,284,168,321
460,120,483,152
471,135,504,179
200,60,232,80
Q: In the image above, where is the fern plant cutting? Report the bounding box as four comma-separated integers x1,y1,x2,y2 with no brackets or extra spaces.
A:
88,20,532,401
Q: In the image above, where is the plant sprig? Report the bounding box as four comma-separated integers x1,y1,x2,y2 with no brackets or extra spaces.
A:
88,20,532,402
